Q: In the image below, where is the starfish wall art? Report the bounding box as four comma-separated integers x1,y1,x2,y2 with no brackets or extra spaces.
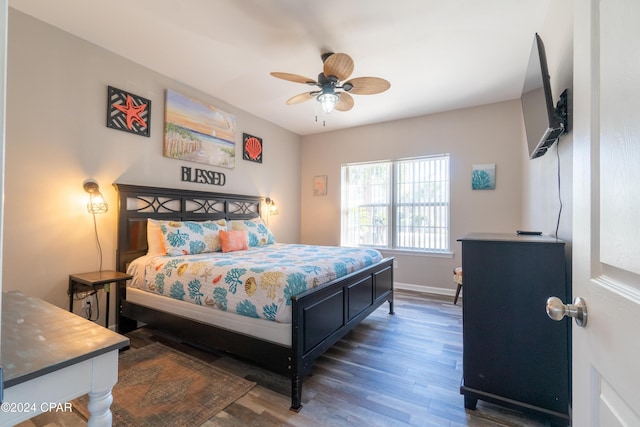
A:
107,86,151,137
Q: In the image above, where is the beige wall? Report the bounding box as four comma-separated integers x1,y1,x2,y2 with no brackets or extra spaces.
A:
300,100,523,293
0,0,6,317
4,10,301,323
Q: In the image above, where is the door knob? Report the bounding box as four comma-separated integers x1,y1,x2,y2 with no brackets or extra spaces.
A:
546,296,588,327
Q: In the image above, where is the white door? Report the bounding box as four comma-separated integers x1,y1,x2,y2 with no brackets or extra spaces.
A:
571,0,640,425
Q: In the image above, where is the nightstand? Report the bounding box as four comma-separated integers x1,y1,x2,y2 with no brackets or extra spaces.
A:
68,270,133,328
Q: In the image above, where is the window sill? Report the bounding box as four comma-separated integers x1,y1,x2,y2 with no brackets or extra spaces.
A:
378,248,454,259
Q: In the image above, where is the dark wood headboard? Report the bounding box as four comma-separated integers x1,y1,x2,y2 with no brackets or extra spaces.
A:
113,183,262,273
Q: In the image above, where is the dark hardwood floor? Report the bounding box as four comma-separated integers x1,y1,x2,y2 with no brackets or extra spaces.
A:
20,290,556,427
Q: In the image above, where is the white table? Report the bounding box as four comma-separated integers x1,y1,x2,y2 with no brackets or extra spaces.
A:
0,291,129,426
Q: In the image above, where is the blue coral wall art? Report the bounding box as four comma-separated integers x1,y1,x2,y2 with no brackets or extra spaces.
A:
472,164,496,190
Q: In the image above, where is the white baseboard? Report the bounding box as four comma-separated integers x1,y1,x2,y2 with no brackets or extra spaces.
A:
394,281,461,299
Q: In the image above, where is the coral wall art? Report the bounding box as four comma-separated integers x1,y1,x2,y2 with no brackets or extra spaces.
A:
163,89,236,169
242,133,263,163
472,163,496,190
107,86,151,137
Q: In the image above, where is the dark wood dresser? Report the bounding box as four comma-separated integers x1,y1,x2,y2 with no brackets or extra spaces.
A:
458,233,570,426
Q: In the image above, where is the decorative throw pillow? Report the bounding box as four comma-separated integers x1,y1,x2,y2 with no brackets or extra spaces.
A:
228,217,276,247
219,229,249,253
158,219,227,256
147,219,167,256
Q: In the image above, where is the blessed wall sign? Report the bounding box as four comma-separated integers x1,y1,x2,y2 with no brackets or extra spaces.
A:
181,166,226,186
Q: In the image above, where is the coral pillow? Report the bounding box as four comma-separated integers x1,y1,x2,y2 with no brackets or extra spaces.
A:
219,229,248,253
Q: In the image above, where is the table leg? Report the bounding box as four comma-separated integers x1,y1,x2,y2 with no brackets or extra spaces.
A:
68,278,74,312
86,389,113,427
87,351,119,426
104,284,110,329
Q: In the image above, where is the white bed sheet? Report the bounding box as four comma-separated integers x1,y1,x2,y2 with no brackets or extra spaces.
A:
126,287,291,346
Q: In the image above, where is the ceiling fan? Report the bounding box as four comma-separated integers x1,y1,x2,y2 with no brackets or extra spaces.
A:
271,52,390,114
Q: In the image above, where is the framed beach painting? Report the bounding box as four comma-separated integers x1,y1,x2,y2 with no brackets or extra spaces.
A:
163,89,236,169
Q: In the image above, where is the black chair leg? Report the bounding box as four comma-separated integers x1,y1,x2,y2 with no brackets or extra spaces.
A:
454,284,462,305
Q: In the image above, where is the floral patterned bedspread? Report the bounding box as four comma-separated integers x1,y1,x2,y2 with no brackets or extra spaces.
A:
127,243,383,323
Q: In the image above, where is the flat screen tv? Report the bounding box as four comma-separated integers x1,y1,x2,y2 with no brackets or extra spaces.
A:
520,33,568,159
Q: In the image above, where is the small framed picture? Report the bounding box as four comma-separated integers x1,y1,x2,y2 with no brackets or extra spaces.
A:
472,163,496,190
243,133,263,163
313,175,327,196
107,86,151,137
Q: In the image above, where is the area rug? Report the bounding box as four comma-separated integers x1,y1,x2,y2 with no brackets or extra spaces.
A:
73,342,255,426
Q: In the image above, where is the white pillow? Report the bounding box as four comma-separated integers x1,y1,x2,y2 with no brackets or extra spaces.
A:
228,217,276,247
147,219,166,256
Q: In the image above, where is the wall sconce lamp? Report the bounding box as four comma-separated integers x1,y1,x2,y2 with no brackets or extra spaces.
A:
83,178,107,272
265,197,279,216
83,179,108,214
265,197,279,227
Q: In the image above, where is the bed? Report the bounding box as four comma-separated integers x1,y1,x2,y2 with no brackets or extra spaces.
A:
114,183,395,411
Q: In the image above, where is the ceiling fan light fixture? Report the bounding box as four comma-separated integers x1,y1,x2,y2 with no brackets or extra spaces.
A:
318,92,339,114
271,52,389,116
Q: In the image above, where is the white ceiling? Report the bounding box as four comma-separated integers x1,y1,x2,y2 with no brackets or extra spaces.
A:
9,0,551,136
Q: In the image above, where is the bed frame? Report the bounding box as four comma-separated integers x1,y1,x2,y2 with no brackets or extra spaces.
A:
113,183,394,411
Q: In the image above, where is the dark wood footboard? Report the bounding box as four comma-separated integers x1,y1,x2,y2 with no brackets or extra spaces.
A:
290,256,394,410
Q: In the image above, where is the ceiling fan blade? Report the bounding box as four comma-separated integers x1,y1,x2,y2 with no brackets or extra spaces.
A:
335,92,354,112
271,72,317,85
286,92,316,105
323,53,354,81
344,77,391,95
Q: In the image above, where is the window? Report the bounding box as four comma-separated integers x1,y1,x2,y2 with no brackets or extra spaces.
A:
341,155,450,253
